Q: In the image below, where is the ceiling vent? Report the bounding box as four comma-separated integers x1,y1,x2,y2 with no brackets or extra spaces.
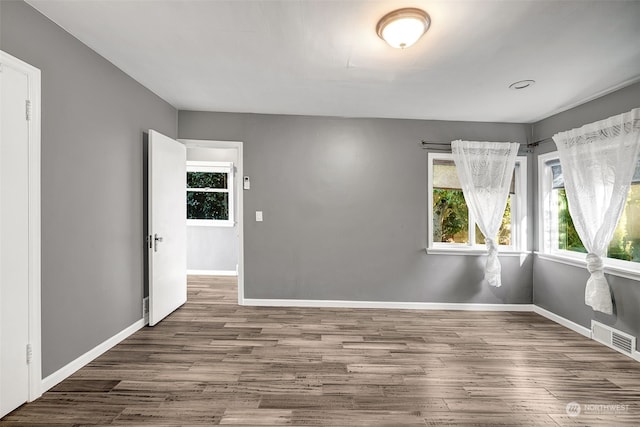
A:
591,320,636,357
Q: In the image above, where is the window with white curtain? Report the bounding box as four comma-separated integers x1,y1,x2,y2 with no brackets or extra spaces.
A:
537,151,640,271
427,152,527,253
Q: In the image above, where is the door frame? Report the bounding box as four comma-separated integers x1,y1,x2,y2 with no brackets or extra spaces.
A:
179,139,245,304
0,50,42,401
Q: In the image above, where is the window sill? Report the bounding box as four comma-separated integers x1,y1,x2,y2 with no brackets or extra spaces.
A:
187,220,235,228
426,247,531,257
535,252,640,282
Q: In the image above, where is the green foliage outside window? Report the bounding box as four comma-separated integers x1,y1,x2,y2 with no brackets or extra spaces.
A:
557,188,586,253
187,171,229,221
557,185,640,262
433,189,469,243
187,192,228,220
432,189,511,244
187,171,227,189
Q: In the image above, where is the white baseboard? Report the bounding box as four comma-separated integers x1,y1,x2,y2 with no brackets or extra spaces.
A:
40,318,145,393
243,298,534,312
533,307,639,362
533,305,592,338
187,269,237,276
244,298,637,361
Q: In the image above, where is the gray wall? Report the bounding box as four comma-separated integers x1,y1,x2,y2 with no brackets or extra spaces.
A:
187,226,238,272
1,1,177,376
186,147,239,272
179,112,533,303
531,81,640,349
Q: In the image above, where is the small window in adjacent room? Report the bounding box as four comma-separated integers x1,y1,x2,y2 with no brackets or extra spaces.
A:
427,152,527,253
186,161,234,226
538,152,640,266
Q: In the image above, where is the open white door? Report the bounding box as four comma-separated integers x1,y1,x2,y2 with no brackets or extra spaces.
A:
1,51,41,417
148,130,187,326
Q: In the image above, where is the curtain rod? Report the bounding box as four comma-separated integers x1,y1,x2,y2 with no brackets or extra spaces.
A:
420,137,554,151
525,137,554,148
419,140,450,150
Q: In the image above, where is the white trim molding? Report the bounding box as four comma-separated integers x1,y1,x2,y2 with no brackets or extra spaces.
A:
536,151,640,282
179,139,245,305
536,252,640,282
41,319,145,393
534,306,639,362
243,298,534,311
244,298,637,361
187,269,238,276
426,248,531,257
427,152,528,253
532,305,591,338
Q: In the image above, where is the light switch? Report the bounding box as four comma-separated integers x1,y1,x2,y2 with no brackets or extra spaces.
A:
243,176,250,190
256,211,263,222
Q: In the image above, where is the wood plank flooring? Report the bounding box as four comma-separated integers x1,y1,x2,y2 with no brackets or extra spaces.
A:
2,276,639,426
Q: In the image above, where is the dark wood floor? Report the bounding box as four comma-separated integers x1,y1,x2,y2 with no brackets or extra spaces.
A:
2,276,639,426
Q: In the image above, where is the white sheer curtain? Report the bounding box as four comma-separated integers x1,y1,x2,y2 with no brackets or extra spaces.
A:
451,140,519,287
553,108,640,314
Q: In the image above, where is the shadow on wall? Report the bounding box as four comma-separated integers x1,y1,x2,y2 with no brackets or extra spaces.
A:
419,254,487,302
447,255,485,300
489,253,534,302
595,273,640,337
419,253,534,304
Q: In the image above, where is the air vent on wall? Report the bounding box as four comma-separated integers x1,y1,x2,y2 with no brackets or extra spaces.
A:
591,320,635,357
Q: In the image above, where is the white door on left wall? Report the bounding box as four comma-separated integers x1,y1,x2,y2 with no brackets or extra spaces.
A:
0,56,31,417
148,130,187,326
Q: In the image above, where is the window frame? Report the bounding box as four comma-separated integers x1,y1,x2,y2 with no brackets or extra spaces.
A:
427,152,528,255
537,151,640,280
186,160,234,227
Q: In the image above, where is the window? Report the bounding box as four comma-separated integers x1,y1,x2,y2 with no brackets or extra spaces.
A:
186,161,234,227
427,152,527,253
538,152,640,268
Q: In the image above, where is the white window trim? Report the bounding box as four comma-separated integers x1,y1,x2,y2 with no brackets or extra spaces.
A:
186,161,234,227
427,152,528,255
537,151,640,281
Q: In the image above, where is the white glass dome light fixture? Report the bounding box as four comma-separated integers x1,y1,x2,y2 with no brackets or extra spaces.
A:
376,8,430,49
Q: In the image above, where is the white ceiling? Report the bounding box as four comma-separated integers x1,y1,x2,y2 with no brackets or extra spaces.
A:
27,0,640,123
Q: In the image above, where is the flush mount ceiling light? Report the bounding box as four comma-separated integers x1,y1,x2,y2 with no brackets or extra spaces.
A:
376,8,430,49
509,80,536,90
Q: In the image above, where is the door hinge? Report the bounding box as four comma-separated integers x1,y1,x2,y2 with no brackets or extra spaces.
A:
147,234,153,249
26,344,32,364
25,100,32,121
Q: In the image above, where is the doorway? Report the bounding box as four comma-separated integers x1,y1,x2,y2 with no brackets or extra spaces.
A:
180,139,245,304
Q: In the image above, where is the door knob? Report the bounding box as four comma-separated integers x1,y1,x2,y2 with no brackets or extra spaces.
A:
154,233,163,252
